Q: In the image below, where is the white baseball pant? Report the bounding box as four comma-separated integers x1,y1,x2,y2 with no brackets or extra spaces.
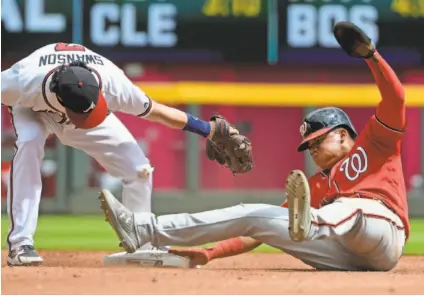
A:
6,106,152,251
133,197,405,271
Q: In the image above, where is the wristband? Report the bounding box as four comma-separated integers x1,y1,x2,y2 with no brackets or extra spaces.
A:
183,113,211,138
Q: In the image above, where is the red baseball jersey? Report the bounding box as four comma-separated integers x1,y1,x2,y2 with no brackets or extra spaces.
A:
282,115,409,238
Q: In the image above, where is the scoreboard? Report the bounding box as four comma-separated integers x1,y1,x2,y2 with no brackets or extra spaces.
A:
2,0,423,65
279,0,424,66
81,0,269,62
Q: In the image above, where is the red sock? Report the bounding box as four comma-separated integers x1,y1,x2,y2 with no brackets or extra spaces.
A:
205,237,245,260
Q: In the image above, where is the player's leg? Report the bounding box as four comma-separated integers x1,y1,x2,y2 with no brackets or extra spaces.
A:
99,189,362,270
6,107,50,266
58,113,153,214
310,198,405,271
286,170,405,271
59,113,186,266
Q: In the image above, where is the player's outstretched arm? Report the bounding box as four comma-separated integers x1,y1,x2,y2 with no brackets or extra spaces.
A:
110,68,254,174
145,101,254,174
365,53,406,131
333,21,406,131
168,237,262,268
145,101,220,139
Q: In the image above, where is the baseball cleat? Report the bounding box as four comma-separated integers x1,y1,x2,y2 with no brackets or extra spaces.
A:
7,245,44,266
285,170,311,242
99,189,139,253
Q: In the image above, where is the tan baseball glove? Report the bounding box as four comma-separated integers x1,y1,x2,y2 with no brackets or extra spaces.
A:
206,115,254,174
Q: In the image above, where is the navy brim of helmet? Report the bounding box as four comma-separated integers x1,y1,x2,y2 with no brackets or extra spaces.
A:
66,92,108,129
297,127,333,152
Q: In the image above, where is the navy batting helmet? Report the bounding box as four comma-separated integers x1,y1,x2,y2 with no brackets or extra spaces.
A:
297,107,357,152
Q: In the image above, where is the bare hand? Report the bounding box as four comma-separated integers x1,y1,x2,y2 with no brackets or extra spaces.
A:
168,247,211,268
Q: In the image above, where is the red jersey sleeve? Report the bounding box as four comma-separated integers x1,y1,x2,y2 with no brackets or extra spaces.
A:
368,115,404,155
365,52,406,146
362,52,407,153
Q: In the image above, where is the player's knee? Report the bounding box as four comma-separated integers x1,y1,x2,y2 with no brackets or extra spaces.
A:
119,163,154,184
135,164,154,181
108,142,152,181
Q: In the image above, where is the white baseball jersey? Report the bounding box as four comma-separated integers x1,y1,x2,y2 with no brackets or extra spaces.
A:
1,42,152,118
2,43,155,253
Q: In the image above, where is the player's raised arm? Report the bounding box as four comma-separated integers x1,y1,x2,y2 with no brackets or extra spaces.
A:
365,53,406,131
333,22,406,132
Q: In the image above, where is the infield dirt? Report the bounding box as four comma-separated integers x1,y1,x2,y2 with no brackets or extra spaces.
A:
2,251,423,294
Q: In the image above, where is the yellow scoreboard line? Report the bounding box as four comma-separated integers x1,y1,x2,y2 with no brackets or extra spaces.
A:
135,82,424,107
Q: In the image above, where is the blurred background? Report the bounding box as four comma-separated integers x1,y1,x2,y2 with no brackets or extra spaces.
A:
1,0,424,221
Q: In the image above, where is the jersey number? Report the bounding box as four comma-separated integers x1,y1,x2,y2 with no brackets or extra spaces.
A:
339,147,368,181
55,43,85,52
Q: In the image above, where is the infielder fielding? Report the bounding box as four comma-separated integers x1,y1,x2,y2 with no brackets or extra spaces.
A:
99,22,409,271
1,43,253,266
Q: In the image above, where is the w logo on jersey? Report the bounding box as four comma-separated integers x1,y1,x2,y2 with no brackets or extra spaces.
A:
340,147,368,181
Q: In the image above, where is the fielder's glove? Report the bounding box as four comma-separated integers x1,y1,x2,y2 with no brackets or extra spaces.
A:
206,115,254,175
333,21,376,59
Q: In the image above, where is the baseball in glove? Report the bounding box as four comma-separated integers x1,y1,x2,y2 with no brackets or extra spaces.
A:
206,115,254,174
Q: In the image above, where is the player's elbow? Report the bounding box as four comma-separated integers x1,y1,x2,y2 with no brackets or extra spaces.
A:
1,90,16,106
1,68,20,106
144,101,168,123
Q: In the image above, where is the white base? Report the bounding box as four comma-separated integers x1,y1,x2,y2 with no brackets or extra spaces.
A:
103,250,190,268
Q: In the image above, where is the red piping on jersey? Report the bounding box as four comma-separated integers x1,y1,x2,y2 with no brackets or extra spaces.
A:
363,213,405,230
6,108,17,251
84,66,110,118
87,66,103,89
333,180,341,193
312,209,405,231
42,66,63,113
137,96,153,117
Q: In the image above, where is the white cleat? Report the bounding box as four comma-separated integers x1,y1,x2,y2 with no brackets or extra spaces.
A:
285,170,311,242
7,245,44,266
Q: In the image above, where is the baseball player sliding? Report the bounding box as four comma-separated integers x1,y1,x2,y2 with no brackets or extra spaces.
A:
99,22,409,271
1,43,253,266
